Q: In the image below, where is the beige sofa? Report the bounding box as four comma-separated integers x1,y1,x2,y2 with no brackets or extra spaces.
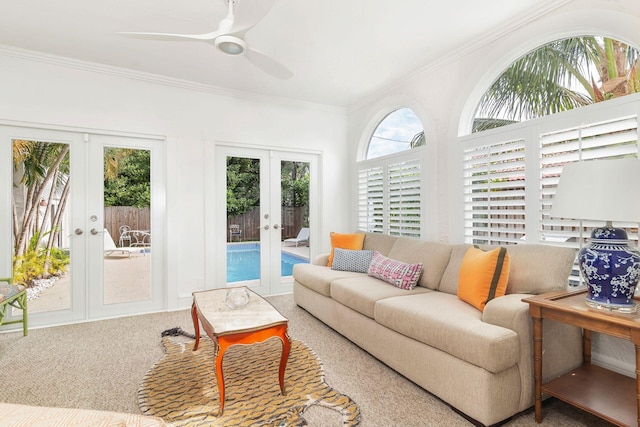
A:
293,232,583,426
0,402,169,426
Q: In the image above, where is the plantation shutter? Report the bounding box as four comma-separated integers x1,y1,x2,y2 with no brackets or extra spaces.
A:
461,94,640,288
539,116,639,284
357,148,424,237
388,159,421,238
357,165,384,233
463,138,526,245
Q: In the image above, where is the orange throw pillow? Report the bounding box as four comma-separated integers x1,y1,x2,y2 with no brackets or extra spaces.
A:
327,232,365,267
457,246,510,311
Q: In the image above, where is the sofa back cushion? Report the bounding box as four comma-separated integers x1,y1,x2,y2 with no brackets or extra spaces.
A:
500,244,577,294
387,238,452,290
362,232,398,256
439,243,577,295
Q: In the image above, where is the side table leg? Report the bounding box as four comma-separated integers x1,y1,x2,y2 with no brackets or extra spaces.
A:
533,316,543,423
191,302,200,351
278,328,291,395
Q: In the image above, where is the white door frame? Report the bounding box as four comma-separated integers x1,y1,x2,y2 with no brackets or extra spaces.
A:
209,143,320,295
0,121,166,328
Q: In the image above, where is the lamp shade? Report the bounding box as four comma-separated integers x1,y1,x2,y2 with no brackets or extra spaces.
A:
551,158,640,223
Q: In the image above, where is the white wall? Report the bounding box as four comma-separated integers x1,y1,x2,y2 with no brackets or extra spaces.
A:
0,50,350,309
347,0,640,377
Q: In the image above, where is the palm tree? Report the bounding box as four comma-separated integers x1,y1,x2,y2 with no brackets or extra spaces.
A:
12,141,70,258
12,140,71,284
474,36,640,132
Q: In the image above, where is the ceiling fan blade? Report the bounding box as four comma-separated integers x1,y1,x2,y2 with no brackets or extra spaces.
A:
244,47,293,80
227,0,276,35
118,31,220,42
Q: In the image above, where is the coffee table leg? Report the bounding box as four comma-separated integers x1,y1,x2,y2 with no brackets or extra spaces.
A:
278,329,291,395
191,302,201,351
216,338,229,415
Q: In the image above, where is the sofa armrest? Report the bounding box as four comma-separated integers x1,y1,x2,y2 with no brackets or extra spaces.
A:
312,253,329,266
482,294,531,338
482,293,582,410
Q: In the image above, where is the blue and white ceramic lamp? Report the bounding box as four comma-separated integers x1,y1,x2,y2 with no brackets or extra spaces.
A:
551,159,640,313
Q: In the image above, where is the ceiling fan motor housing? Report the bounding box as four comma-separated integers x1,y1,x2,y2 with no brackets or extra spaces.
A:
215,35,246,55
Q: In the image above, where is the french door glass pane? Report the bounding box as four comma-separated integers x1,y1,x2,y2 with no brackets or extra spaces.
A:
102,147,152,305
226,155,261,285
12,139,71,314
280,160,310,279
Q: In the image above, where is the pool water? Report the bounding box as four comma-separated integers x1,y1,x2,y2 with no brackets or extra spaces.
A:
227,243,309,282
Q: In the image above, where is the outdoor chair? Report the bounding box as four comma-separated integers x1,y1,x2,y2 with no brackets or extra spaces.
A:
284,227,310,247
119,225,132,247
229,224,242,242
0,277,28,336
104,228,144,258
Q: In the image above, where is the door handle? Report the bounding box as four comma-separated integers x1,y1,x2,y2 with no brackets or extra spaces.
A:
263,225,270,230
90,228,103,235
273,224,280,230
74,228,84,235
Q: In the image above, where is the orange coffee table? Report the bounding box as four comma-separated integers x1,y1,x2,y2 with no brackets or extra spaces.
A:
191,287,290,415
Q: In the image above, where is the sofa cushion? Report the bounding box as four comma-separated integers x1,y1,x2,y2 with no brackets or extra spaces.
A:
362,232,398,256
501,244,577,294
374,292,520,373
457,246,510,311
439,244,470,294
387,238,452,290
331,248,375,273
0,402,168,426
367,251,423,290
327,232,365,266
293,264,364,297
331,277,431,318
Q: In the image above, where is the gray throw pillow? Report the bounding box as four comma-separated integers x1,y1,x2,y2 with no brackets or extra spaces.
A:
331,248,375,273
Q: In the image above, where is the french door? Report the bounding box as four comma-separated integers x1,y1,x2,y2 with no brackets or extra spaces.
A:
0,124,165,328
214,145,318,296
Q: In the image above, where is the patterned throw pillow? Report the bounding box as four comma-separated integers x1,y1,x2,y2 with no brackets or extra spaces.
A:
367,251,423,290
331,248,375,273
327,232,366,267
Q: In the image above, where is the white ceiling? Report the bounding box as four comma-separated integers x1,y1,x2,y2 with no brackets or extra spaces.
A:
0,0,566,108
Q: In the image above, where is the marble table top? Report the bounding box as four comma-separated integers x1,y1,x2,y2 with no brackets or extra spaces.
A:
192,287,288,336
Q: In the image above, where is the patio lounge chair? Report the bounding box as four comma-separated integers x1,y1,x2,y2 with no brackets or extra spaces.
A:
104,229,144,258
284,227,310,247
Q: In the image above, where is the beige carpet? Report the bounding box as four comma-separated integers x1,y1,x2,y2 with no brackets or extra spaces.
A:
139,337,360,426
0,293,616,426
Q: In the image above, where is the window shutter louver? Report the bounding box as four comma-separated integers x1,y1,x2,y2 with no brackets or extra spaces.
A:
463,138,526,245
357,149,424,237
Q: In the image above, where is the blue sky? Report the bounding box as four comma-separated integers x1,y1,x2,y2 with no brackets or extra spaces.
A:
368,108,423,159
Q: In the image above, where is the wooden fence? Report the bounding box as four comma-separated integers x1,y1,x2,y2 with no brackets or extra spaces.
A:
227,206,307,242
104,206,150,246
105,205,307,246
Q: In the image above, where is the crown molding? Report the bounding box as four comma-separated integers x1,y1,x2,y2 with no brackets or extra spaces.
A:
0,45,346,115
347,0,574,113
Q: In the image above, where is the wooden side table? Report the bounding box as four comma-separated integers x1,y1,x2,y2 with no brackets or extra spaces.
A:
524,290,640,427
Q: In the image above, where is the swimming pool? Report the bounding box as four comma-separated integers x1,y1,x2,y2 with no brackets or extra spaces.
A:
227,243,309,282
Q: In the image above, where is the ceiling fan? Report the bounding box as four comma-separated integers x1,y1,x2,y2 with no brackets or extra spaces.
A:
118,0,293,80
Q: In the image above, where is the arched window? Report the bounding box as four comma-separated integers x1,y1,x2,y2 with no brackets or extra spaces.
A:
358,107,426,237
366,108,424,159
472,36,640,132
461,35,640,287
